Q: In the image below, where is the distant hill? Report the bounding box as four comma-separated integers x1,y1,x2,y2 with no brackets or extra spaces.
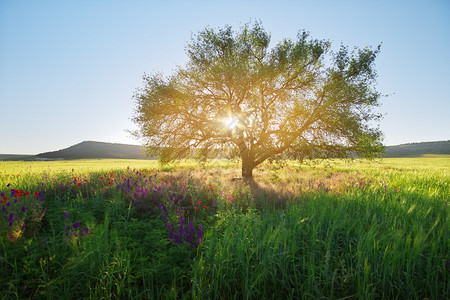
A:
382,140,450,157
2,140,449,161
0,154,35,161
35,141,153,160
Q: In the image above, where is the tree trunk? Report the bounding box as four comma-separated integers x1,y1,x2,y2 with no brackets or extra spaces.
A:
241,159,254,178
238,136,255,179
241,148,255,178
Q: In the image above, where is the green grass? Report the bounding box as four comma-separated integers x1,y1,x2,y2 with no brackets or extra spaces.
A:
0,158,448,299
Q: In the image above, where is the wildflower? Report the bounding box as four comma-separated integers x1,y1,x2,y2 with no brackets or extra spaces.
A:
167,220,173,241
39,208,47,219
21,206,26,213
196,224,203,246
73,222,80,229
64,210,69,219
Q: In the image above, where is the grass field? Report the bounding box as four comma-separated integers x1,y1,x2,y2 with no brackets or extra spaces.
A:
0,158,448,299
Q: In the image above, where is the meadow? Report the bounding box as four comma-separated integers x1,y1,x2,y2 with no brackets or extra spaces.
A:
0,157,448,299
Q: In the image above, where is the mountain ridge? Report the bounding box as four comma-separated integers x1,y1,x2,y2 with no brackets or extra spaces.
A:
1,140,449,161
382,140,450,157
34,141,151,160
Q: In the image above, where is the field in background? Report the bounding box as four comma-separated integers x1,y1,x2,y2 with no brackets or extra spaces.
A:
0,158,448,299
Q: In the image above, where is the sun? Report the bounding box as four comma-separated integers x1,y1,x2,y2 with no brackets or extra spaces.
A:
223,117,239,129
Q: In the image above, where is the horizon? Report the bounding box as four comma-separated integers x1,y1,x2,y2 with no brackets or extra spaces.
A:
1,0,449,154
2,139,449,156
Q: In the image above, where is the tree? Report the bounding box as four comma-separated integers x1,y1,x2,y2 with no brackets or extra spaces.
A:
132,22,384,178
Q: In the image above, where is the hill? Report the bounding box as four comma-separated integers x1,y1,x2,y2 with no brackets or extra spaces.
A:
2,140,449,161
382,140,450,157
34,141,152,160
0,154,35,161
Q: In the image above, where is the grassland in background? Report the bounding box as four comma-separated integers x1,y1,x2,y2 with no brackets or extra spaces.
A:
0,158,448,299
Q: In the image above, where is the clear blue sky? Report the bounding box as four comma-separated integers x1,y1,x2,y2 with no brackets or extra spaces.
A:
1,0,449,154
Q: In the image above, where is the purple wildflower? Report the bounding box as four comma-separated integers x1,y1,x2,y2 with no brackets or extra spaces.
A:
197,224,203,247
73,222,80,229
167,220,173,241
39,208,47,219
64,210,69,219
21,206,26,213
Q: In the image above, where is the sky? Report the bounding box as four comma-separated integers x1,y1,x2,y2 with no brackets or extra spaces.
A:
1,0,449,154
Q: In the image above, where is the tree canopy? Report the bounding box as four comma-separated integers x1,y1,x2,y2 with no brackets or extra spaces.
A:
132,22,384,178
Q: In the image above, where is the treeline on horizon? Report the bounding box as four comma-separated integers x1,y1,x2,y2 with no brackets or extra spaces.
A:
1,140,449,161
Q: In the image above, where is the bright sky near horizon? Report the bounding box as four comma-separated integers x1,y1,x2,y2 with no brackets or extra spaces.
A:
1,0,449,154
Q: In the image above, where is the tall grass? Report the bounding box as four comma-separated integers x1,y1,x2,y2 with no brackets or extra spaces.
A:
0,158,448,299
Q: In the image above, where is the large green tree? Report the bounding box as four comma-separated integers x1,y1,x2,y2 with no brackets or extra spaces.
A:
132,22,384,178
